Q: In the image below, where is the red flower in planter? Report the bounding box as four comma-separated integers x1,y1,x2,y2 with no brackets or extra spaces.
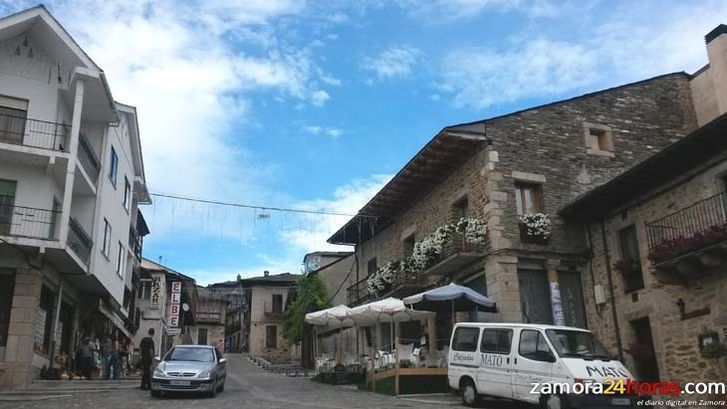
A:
648,222,727,263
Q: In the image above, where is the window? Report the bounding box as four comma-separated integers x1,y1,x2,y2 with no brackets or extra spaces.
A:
480,328,512,354
452,327,480,352
584,123,614,156
0,269,14,347
0,96,28,146
198,328,208,345
116,242,125,277
138,281,151,300
618,225,644,292
519,330,554,361
109,147,118,187
123,177,131,211
272,294,283,313
403,234,415,257
453,196,470,219
266,325,277,349
101,219,111,258
367,257,378,276
515,182,543,215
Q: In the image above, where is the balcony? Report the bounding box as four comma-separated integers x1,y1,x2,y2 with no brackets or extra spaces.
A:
0,197,60,240
347,277,373,306
421,233,485,276
77,135,101,183
0,113,69,152
263,303,285,320
645,192,727,284
67,217,93,265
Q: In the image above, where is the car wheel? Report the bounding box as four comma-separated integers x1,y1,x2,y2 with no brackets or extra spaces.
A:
208,379,218,398
218,381,225,393
150,390,161,398
541,394,570,409
461,379,480,407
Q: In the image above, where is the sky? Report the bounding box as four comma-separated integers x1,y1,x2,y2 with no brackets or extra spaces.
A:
2,0,726,284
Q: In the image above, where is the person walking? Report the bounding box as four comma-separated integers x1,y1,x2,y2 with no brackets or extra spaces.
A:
140,328,155,390
216,339,224,354
118,339,128,379
79,338,95,380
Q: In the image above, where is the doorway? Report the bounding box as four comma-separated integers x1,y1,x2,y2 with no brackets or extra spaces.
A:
518,269,553,325
630,317,660,382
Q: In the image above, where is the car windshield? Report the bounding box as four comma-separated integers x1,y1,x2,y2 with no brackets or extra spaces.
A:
165,347,215,362
546,329,611,360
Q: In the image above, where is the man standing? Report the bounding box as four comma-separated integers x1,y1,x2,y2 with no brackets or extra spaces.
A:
140,328,155,390
100,335,112,380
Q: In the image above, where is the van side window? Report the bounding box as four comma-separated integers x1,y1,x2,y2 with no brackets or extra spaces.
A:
452,327,480,352
480,329,512,354
519,330,553,361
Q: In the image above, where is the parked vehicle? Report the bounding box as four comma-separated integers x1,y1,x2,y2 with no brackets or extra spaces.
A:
448,323,641,408
150,345,227,398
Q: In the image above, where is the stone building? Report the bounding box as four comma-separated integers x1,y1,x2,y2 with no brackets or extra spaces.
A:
190,287,226,349
328,27,727,359
560,26,727,389
207,279,245,353
135,259,197,357
241,272,300,361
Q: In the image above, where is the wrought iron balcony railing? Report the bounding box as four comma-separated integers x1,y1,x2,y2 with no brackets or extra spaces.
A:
346,276,372,306
0,113,69,151
0,197,60,240
67,217,93,264
77,135,101,183
645,192,727,264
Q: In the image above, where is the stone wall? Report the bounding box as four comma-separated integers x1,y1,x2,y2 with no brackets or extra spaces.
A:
355,73,698,326
583,156,727,386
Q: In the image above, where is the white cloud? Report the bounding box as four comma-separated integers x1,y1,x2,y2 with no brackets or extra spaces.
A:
362,46,422,81
439,0,727,109
303,125,345,138
398,0,561,21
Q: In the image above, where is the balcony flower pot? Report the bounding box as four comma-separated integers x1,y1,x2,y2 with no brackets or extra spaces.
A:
519,223,549,244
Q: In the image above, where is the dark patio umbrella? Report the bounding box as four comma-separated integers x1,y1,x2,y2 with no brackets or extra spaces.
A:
403,283,497,322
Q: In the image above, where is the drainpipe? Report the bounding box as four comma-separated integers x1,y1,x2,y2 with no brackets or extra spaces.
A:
599,221,624,361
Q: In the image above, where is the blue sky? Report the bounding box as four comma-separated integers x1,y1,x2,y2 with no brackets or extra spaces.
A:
3,0,726,284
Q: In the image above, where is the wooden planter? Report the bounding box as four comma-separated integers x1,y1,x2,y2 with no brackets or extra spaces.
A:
519,223,549,244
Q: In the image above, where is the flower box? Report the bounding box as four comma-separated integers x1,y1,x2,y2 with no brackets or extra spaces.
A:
519,223,549,244
648,223,727,264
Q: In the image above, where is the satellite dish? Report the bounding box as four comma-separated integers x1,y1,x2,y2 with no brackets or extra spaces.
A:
182,303,190,312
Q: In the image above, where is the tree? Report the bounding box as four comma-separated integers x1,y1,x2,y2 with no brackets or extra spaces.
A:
283,273,328,344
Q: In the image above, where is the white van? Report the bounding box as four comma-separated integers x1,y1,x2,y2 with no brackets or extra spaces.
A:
448,323,642,408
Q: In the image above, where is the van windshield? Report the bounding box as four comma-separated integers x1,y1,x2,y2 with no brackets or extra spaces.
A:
545,329,611,360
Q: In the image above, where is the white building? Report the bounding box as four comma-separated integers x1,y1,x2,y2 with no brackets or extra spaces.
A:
0,6,150,388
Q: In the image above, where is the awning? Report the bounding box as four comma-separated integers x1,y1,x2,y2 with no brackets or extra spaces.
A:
403,283,497,313
305,305,354,327
98,302,133,339
347,297,433,326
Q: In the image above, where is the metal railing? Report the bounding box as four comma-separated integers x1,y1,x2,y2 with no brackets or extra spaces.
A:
77,135,101,183
645,192,727,257
67,217,93,264
346,276,372,306
263,302,285,318
0,113,69,151
0,197,60,240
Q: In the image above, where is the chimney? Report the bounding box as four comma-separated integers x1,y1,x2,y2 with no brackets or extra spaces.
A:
263,270,270,277
706,24,727,116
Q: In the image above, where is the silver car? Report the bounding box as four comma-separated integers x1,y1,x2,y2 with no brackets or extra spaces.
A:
151,345,227,398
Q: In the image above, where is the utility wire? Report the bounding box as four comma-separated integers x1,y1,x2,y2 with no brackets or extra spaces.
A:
150,192,380,219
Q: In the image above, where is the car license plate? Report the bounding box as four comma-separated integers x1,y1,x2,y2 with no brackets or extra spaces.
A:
611,397,631,406
170,380,190,386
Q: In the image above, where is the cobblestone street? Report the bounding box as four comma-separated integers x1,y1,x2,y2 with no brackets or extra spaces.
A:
1,354,521,409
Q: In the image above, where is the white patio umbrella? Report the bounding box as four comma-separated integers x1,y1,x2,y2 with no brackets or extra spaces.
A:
347,297,432,351
305,305,354,364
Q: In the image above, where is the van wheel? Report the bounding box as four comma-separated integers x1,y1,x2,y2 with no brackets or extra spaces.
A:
461,379,480,407
541,394,570,409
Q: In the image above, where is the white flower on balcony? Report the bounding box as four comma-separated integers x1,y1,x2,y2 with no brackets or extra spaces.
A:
456,217,487,245
518,212,552,239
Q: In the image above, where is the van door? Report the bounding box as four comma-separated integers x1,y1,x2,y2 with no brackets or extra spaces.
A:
449,326,481,388
512,329,557,403
476,327,513,398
